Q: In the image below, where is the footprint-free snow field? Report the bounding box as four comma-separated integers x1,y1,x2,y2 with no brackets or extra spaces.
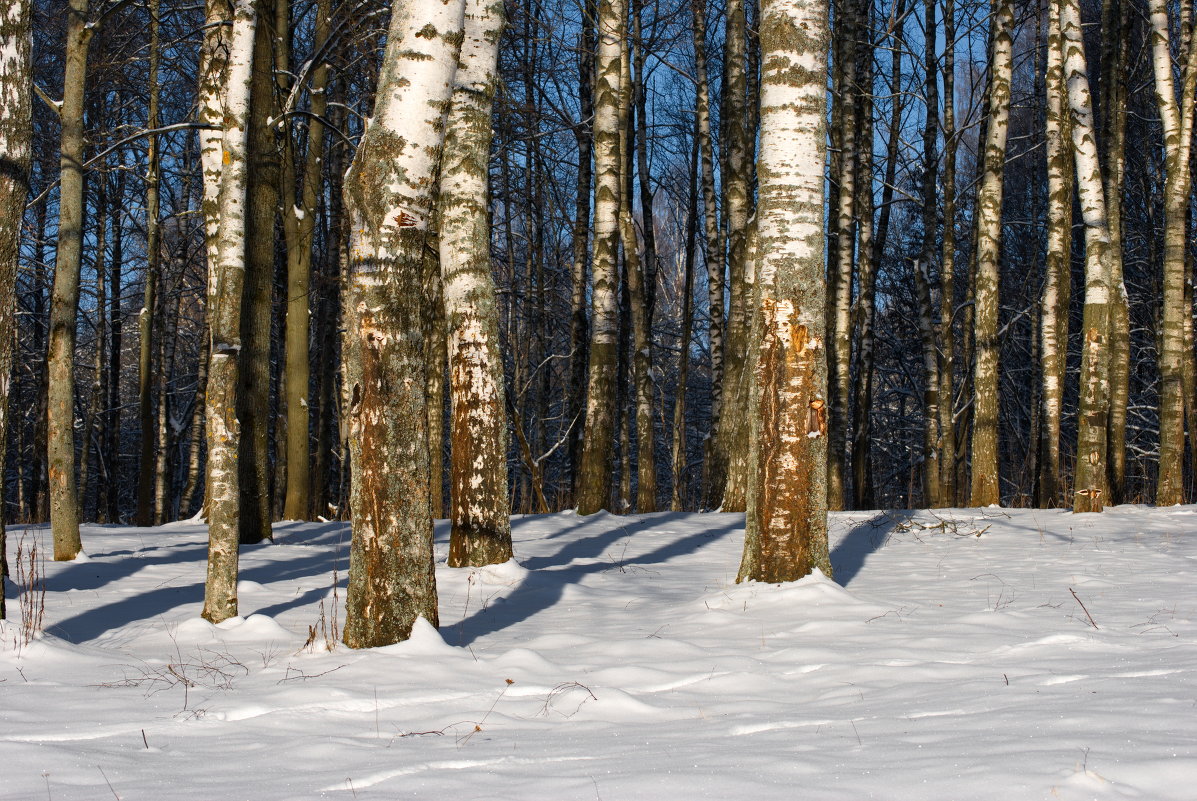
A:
2,506,1195,799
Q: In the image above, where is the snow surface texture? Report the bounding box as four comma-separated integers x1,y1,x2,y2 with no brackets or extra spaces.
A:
1,507,1195,799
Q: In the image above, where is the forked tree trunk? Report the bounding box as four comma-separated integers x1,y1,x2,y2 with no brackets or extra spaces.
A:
341,0,465,647
47,0,91,560
201,0,257,623
739,0,832,584
969,0,1014,507
576,0,627,516
0,0,34,611
440,0,513,567
1059,0,1114,513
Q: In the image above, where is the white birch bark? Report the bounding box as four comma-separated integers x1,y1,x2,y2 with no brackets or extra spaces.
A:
1148,0,1197,505
1059,0,1113,512
341,0,465,647
969,0,1014,507
0,0,33,613
738,0,832,583
1040,2,1072,508
201,0,257,623
576,0,627,516
439,0,513,567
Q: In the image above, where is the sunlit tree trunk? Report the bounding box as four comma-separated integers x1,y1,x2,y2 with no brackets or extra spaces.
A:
0,0,33,610
1060,0,1113,513
47,0,91,560
1040,0,1072,508
576,0,627,515
341,0,464,646
440,0,513,567
739,0,833,583
969,0,1014,507
1149,0,1197,506
202,0,258,623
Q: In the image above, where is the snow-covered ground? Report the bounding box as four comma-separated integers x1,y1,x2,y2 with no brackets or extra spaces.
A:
1,505,1195,799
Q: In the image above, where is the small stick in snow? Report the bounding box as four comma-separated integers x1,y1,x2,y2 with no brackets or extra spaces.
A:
1069,587,1099,629
141,729,148,749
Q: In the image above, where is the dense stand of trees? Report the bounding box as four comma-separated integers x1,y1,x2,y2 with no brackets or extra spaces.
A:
3,0,1197,642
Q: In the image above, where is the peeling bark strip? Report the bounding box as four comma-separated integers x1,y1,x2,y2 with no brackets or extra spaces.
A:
202,0,258,624
738,0,832,584
0,0,33,615
439,0,513,567
342,0,465,647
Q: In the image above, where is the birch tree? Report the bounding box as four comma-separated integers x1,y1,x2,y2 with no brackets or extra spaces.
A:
1059,0,1113,513
1039,0,1072,508
1148,0,1197,506
738,0,833,583
439,0,514,567
341,0,465,647
969,0,1014,507
576,0,627,516
0,0,33,613
201,0,258,624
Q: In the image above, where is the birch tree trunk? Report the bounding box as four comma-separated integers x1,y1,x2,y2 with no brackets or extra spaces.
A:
576,0,627,516
1060,0,1113,513
827,0,860,512
689,0,724,508
1149,0,1197,506
0,0,33,612
341,0,465,647
439,0,513,567
968,0,1014,507
1040,0,1073,508
739,0,833,583
47,0,91,560
202,0,257,623
672,133,699,512
939,0,958,505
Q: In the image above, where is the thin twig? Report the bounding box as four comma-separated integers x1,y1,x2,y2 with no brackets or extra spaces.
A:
1069,587,1099,629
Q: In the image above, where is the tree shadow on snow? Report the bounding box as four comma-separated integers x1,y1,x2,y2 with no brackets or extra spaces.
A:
446,514,742,646
45,521,350,643
830,512,897,586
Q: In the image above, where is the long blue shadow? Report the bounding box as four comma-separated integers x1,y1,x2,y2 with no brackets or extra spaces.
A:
447,516,741,646
829,512,895,585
